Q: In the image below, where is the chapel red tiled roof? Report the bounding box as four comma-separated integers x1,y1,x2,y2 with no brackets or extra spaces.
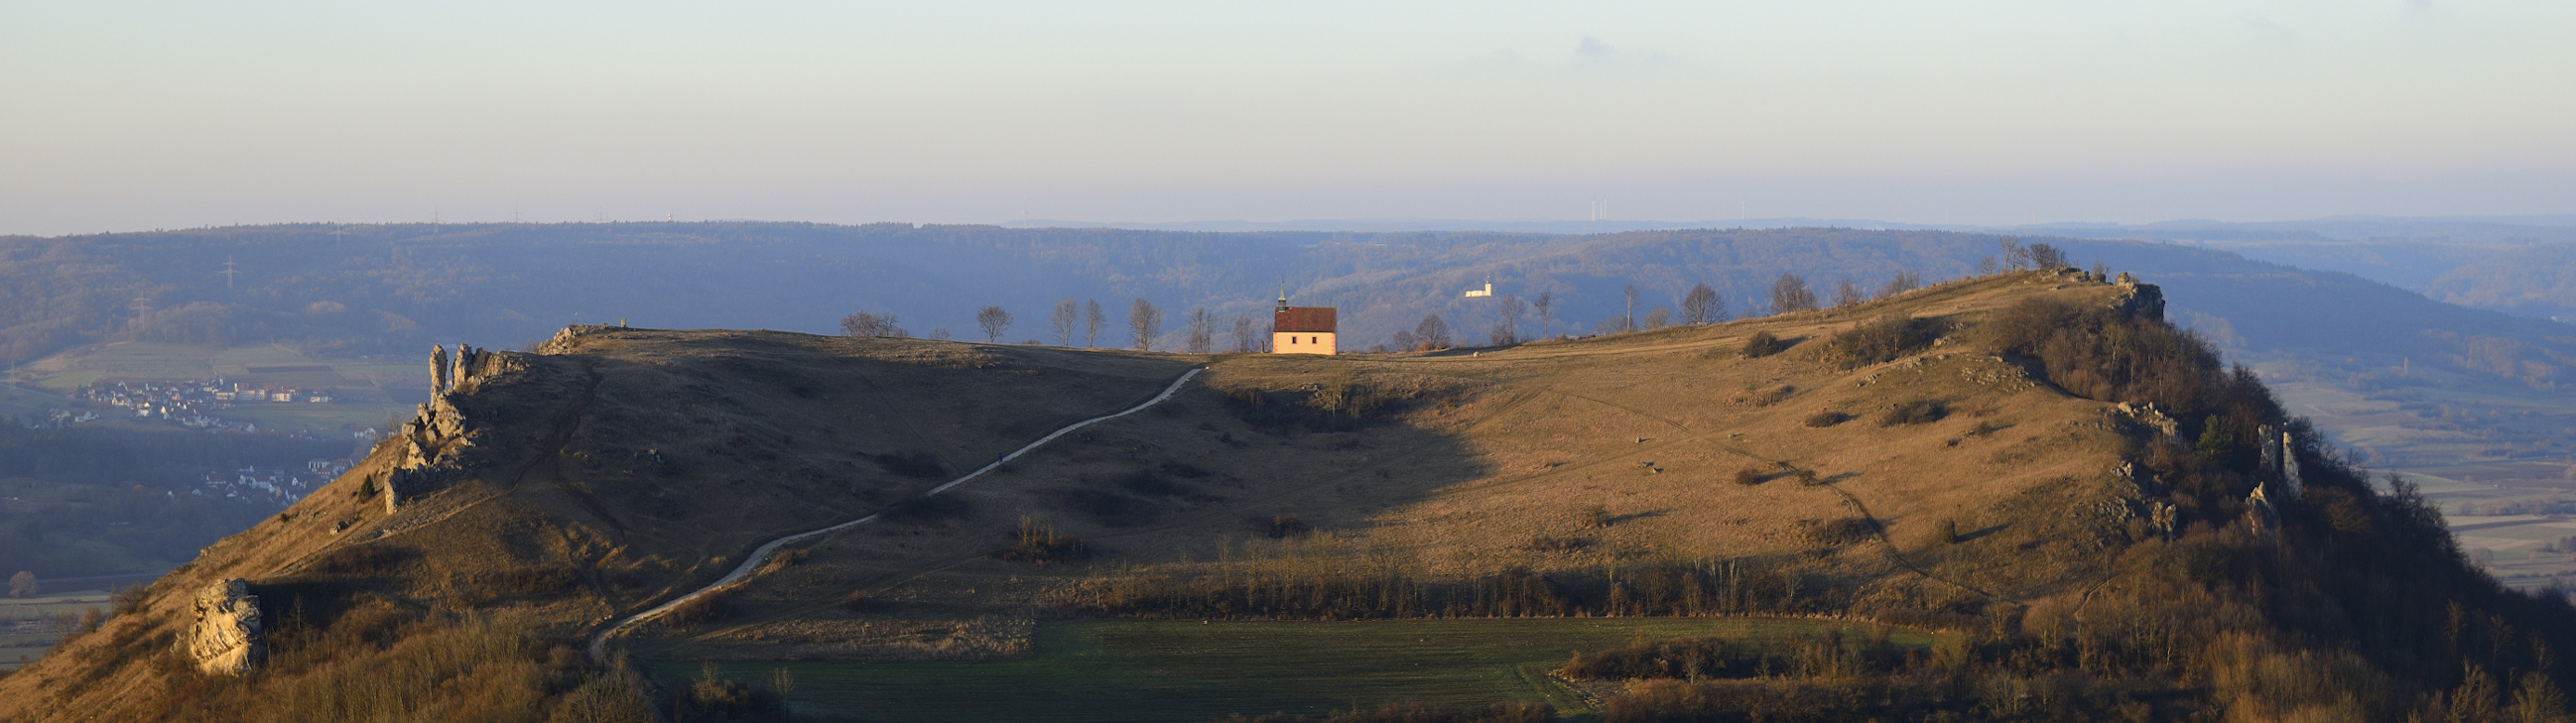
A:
1274,306,1337,333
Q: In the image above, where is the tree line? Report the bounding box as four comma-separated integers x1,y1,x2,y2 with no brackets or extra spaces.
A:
843,296,1267,354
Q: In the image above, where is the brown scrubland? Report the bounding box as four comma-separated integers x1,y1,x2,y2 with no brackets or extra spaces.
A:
2,269,2568,722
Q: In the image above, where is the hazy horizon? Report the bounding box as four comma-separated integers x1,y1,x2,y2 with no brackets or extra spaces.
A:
5,2,2570,236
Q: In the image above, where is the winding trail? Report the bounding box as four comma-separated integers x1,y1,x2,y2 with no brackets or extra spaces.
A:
585,367,1204,663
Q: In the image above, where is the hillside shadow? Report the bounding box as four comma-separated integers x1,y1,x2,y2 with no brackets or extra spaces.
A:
1956,523,2013,543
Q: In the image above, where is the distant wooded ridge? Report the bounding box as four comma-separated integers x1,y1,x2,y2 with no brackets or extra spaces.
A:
2,221,2570,393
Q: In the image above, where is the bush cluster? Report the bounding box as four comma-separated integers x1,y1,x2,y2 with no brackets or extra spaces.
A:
1822,314,1940,369
1876,401,1946,426
1739,331,1790,359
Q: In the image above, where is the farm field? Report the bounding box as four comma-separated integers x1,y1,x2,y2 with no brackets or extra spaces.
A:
0,591,117,672
11,341,424,432
648,617,1944,723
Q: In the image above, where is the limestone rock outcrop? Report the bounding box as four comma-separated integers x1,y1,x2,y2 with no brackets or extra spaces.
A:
2111,274,2165,321
383,343,530,513
187,578,264,675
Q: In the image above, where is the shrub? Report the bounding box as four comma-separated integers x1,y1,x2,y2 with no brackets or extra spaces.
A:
1823,313,1940,368
1247,514,1313,539
110,582,148,615
1526,536,1593,552
1734,384,1795,407
1803,518,1878,546
1579,504,1612,530
1733,467,1767,486
1936,519,1959,544
997,517,1087,563
1803,411,1850,427
678,661,790,722
1792,469,1820,486
1879,401,1947,426
1740,331,1790,358
662,588,736,630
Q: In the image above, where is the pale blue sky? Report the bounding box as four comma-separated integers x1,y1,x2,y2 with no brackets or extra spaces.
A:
3,1,2569,235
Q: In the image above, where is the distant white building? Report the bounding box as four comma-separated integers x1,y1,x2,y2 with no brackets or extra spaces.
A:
1463,280,1492,298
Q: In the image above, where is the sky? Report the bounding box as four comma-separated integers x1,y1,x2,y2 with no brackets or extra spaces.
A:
3,1,2571,236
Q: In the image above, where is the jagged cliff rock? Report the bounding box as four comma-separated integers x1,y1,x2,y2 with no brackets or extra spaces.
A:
186,578,264,675
2112,272,2166,320
383,343,532,513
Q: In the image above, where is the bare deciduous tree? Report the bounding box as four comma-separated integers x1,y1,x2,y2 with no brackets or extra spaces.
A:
1185,307,1215,353
1978,257,1998,276
1681,283,1726,325
1644,306,1673,330
1230,315,1254,352
1129,298,1162,351
1997,237,2028,271
1084,300,1105,348
1416,314,1451,349
1833,279,1864,307
1496,295,1525,344
1623,284,1639,331
1878,270,1922,299
976,305,1013,342
9,570,35,599
2027,243,2067,270
1533,291,1555,339
1769,273,1818,314
1051,299,1079,346
839,310,905,337
1391,329,1419,351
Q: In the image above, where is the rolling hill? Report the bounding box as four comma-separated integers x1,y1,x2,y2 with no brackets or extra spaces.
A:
1,270,2561,722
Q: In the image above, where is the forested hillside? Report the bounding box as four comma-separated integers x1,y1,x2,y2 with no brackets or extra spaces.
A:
7,222,2572,375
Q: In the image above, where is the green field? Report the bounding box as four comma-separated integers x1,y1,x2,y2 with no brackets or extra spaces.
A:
649,617,1943,723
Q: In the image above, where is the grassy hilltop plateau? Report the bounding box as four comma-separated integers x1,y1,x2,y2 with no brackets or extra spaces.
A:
6,269,2574,722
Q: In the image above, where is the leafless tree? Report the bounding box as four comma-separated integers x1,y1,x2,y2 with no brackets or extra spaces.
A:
1496,295,1526,344
1878,270,1922,299
1391,329,1419,351
1230,315,1255,352
1533,291,1555,339
9,570,35,598
1051,299,1079,346
1129,298,1162,351
1623,284,1639,332
1997,237,2027,271
2027,243,2067,269
1769,273,1818,313
1185,307,1215,353
930,327,951,340
1978,256,1998,276
1644,306,1673,329
1833,279,1864,307
1681,283,1726,325
1084,300,1105,348
976,305,1013,342
1416,314,1452,349
839,310,905,337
